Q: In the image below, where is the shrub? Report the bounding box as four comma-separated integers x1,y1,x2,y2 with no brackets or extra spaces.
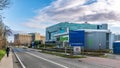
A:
0,50,6,60
81,52,105,56
83,49,111,53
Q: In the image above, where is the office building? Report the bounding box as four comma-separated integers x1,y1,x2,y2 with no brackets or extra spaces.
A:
46,22,111,50
46,22,108,42
54,29,111,50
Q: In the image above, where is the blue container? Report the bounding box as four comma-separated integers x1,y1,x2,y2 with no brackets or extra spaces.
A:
113,42,120,54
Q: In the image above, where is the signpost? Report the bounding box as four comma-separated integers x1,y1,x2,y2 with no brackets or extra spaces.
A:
73,46,81,54
60,35,69,54
32,42,34,48
69,30,85,55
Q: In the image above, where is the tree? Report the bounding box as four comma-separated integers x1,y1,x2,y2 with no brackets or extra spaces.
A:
3,25,12,38
0,0,10,10
0,0,11,39
0,22,5,48
0,0,11,49
0,22,12,49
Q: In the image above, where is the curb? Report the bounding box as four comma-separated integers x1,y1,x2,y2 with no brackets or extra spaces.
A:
12,48,26,68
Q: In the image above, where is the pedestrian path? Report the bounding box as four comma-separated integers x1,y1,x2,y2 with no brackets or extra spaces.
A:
80,57,120,68
105,53,120,60
0,52,13,68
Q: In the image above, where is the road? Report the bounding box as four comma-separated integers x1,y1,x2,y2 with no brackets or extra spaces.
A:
13,47,107,68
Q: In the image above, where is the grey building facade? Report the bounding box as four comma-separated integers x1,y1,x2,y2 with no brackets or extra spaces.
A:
54,29,111,50
84,30,110,50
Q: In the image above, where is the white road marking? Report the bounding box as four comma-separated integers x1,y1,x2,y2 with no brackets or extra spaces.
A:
14,52,26,68
26,52,69,68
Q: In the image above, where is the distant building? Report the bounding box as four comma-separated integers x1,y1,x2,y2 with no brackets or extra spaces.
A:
114,34,120,41
29,33,45,44
14,33,45,46
46,22,108,42
14,34,32,46
39,35,45,44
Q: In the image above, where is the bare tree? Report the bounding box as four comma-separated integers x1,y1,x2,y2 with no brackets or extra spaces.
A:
0,0,10,10
0,0,11,49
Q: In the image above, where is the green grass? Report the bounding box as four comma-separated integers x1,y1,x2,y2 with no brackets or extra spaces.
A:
81,52,105,56
99,55,108,58
41,51,86,58
0,50,6,60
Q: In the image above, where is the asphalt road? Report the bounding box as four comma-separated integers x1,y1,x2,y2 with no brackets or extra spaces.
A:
13,47,107,68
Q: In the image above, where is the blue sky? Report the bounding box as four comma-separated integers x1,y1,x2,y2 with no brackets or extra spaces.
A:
3,0,54,35
2,0,120,41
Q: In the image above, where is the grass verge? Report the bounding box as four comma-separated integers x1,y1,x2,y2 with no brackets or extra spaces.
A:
0,50,6,61
99,55,108,58
41,50,86,58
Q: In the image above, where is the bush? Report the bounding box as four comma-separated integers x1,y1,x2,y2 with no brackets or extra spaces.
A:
83,49,111,53
41,50,86,58
81,52,105,56
0,50,6,60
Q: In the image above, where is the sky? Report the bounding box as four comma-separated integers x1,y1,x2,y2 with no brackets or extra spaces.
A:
2,0,120,41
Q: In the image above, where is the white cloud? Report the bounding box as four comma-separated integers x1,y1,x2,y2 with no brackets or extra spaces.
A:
23,22,48,29
23,0,120,33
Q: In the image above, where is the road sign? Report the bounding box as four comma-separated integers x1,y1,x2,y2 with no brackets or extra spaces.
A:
32,42,34,48
60,35,68,42
73,46,81,54
69,30,85,46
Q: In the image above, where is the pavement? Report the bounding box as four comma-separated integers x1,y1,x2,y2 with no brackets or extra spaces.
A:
0,51,13,68
80,57,120,68
105,53,120,60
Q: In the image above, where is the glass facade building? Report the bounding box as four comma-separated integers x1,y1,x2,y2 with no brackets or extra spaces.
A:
46,22,108,42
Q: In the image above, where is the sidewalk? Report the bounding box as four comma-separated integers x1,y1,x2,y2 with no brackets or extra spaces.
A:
105,53,120,60
0,52,13,68
80,57,120,68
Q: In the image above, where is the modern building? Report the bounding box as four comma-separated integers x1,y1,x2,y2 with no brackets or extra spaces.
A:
46,22,108,42
54,29,111,50
46,22,111,50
